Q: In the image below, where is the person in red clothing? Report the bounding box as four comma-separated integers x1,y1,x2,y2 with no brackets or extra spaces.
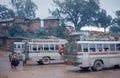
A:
58,45,64,59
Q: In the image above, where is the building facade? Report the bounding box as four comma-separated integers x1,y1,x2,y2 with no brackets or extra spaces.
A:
0,18,41,34
43,16,60,28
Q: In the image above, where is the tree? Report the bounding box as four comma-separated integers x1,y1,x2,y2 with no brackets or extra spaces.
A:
8,24,25,37
110,10,120,34
110,26,120,33
96,9,112,32
35,28,48,39
114,10,120,26
46,26,57,36
24,30,35,38
50,0,101,31
55,24,66,39
0,5,15,19
11,0,37,19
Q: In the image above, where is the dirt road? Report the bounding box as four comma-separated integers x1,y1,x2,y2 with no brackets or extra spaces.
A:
0,51,120,78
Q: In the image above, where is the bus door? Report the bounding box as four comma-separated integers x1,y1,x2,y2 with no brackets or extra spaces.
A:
82,43,90,67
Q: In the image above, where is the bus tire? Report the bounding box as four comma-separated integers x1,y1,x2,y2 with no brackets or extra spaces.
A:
42,57,50,65
37,61,42,65
81,67,89,71
92,60,103,71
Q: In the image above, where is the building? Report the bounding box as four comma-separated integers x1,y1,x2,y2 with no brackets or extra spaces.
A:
43,16,60,28
0,18,41,34
0,36,25,51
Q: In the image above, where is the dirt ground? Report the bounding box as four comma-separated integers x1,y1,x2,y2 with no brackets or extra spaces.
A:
0,50,120,78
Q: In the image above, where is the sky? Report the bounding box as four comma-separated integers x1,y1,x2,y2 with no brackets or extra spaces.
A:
0,0,120,19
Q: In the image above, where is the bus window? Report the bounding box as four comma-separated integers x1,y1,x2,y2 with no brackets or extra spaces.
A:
55,44,59,50
38,44,43,51
17,44,21,49
82,44,88,52
110,44,115,51
22,44,24,50
14,44,16,48
89,44,96,52
116,44,120,51
103,44,109,52
50,44,54,51
96,44,102,52
33,44,37,51
77,44,82,52
44,44,49,51
29,44,32,52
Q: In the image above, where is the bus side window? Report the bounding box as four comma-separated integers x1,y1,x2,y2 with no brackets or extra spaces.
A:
104,48,109,51
17,44,21,49
116,44,120,51
89,44,96,52
96,44,102,52
55,44,59,51
50,44,54,51
103,44,109,52
22,44,25,50
14,44,16,49
33,44,37,52
77,44,82,52
82,44,88,52
38,44,43,51
44,44,49,51
110,44,115,51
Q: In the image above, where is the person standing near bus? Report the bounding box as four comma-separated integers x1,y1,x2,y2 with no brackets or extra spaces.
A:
21,53,26,66
58,45,64,59
11,52,19,69
8,50,12,62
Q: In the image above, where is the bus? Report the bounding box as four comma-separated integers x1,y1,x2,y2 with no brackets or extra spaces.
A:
64,32,120,71
13,39,67,64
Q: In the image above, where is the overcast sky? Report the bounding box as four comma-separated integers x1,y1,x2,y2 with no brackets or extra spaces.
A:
0,0,120,19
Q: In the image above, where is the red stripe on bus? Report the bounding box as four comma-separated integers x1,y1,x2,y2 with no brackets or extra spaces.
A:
89,52,120,55
64,52,120,56
64,53,83,56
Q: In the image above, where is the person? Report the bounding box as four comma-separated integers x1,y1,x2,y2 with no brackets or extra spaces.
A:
11,52,19,69
21,53,26,66
58,45,64,59
8,50,12,62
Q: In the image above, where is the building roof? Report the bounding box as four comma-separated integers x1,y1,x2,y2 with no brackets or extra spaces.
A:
43,16,60,20
43,16,59,20
0,18,14,23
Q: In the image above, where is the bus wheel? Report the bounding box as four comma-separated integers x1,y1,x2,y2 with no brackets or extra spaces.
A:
37,61,42,65
42,57,50,65
92,60,103,71
81,67,89,71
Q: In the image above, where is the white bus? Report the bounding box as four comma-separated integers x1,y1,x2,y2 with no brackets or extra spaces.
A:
13,39,67,64
64,41,120,71
64,32,120,71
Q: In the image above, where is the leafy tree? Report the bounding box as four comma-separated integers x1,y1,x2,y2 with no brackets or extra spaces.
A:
114,10,120,26
35,24,66,39
0,5,15,19
35,28,48,39
50,0,113,32
110,26,120,33
55,24,66,39
50,0,101,31
46,27,55,36
24,31,36,38
8,24,25,37
11,0,37,19
96,9,112,32
110,10,120,34
116,10,120,17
